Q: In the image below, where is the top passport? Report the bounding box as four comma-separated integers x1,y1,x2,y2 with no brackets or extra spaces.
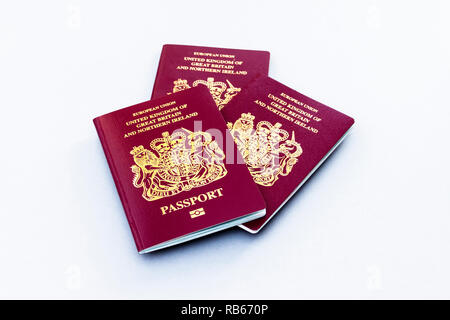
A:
151,44,270,111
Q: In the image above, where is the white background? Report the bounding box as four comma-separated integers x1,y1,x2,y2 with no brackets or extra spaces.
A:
1,0,449,299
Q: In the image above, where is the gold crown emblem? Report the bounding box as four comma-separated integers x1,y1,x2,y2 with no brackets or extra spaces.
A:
150,131,185,154
130,145,145,156
173,78,189,87
240,112,255,121
193,77,227,92
257,122,288,141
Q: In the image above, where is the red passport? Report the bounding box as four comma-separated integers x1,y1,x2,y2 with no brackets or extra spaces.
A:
151,44,270,111
221,76,355,233
94,86,266,253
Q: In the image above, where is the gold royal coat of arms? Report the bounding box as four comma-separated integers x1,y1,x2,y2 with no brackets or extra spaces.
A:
130,129,227,201
228,113,303,187
171,77,241,110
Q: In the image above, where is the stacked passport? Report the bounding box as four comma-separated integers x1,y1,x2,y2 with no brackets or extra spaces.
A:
94,44,354,253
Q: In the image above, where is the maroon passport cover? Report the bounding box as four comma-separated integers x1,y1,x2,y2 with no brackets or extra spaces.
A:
221,76,355,233
151,44,270,111
94,86,265,253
